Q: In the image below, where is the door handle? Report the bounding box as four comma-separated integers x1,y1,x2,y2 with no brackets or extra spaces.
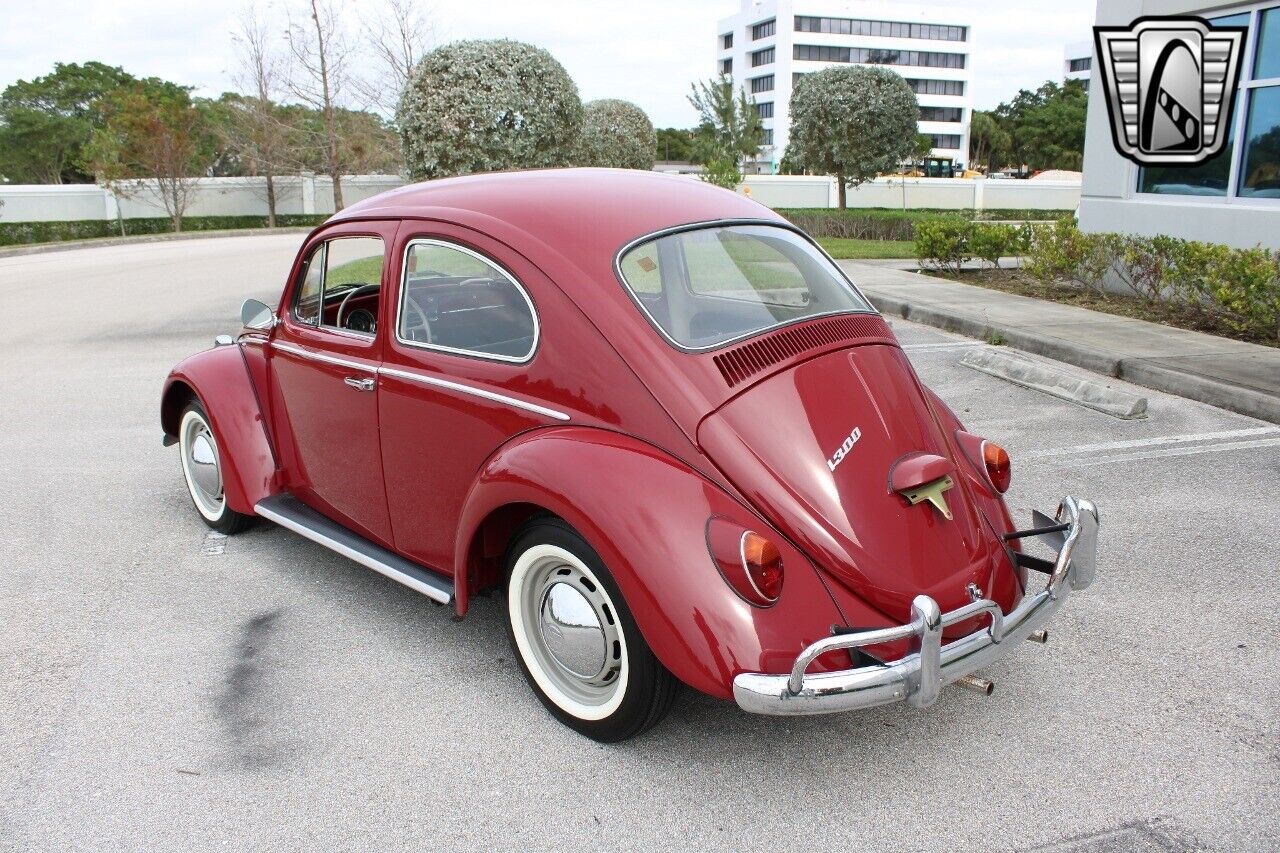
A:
344,376,376,392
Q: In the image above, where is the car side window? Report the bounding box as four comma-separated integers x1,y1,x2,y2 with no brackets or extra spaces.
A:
293,236,386,336
398,240,538,362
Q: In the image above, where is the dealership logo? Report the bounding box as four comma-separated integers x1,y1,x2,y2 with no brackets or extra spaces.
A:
1094,16,1247,166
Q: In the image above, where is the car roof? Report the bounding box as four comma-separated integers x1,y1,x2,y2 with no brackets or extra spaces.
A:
328,168,786,262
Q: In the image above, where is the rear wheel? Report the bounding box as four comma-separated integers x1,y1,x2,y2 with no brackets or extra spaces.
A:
504,517,676,742
177,401,254,535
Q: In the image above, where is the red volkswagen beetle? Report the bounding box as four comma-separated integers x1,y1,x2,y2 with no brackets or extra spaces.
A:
162,169,1099,741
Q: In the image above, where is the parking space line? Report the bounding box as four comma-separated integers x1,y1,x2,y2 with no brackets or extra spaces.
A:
1026,427,1280,459
1075,436,1280,466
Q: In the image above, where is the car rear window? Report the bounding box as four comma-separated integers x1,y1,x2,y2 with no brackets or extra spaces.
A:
617,224,873,350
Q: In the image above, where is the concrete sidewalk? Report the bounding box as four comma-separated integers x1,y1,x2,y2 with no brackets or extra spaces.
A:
839,260,1280,424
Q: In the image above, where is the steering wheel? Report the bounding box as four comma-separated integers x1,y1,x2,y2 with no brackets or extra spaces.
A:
402,292,433,344
336,284,380,331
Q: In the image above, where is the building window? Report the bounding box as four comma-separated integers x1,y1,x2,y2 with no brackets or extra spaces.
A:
920,106,963,123
755,101,774,119
752,19,775,40
930,134,962,150
762,129,774,146
721,32,733,50
1068,57,1092,73
750,74,774,94
720,58,733,75
908,78,965,96
751,47,775,67
794,44,965,69
795,16,966,42
1138,9,1280,199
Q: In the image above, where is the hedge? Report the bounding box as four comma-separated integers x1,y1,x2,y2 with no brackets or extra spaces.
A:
779,208,1070,242
916,215,1280,345
0,214,330,247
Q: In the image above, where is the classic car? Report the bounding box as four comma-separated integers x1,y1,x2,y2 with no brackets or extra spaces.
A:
162,169,1099,742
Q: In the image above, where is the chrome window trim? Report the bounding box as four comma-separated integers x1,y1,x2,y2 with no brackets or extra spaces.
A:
613,218,880,354
379,366,570,421
271,340,377,373
394,237,540,364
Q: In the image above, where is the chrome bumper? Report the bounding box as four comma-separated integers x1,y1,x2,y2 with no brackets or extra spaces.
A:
733,496,1099,716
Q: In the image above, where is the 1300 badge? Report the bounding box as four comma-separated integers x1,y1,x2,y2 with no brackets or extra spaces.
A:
827,427,863,472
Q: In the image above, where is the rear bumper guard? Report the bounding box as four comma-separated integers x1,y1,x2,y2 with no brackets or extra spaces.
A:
732,496,1099,716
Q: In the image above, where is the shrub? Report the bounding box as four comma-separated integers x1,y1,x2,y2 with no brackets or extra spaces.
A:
576,99,657,170
914,216,972,274
0,214,328,246
968,222,1027,269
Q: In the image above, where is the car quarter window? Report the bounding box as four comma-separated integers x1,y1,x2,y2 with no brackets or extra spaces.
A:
398,240,538,362
293,236,385,336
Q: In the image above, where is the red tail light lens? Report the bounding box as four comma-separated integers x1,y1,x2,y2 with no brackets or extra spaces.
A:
706,519,784,607
983,441,1012,493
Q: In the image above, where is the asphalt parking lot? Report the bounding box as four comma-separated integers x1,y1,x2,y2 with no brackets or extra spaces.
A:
1,234,1276,852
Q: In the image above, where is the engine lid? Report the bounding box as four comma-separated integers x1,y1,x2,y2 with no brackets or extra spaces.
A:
697,344,1010,623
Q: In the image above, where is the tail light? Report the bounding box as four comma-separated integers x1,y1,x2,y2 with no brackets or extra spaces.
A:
955,430,1013,495
983,441,1012,493
706,519,784,606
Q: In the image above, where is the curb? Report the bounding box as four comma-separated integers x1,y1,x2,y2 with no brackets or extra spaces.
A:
868,293,1280,425
0,227,314,259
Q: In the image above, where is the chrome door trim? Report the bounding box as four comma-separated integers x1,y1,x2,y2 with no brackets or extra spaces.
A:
272,340,377,373
379,365,570,422
394,237,540,364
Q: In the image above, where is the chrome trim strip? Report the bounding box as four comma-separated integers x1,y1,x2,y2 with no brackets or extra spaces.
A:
394,237,540,364
271,340,377,373
612,218,881,354
733,496,1100,716
379,365,570,422
254,500,452,604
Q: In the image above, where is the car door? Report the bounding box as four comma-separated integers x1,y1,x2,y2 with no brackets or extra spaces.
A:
378,225,555,572
268,221,398,547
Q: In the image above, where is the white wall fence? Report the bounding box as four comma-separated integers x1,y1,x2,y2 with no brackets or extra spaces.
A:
740,175,1082,212
0,172,1081,224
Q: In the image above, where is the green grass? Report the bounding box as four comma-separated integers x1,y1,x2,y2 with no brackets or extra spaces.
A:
817,237,917,259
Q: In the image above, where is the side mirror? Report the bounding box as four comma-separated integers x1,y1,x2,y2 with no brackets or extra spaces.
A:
241,299,276,330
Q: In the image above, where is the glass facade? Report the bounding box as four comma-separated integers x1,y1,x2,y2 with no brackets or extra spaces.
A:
751,47,775,67
721,32,733,50
752,19,775,40
750,74,774,93
920,106,963,122
930,134,963,150
1069,57,1092,72
720,58,732,75
908,78,965,96
794,16,965,42
793,44,965,69
1138,8,1280,199
756,101,774,119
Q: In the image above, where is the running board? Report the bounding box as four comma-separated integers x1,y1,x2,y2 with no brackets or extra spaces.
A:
255,494,454,605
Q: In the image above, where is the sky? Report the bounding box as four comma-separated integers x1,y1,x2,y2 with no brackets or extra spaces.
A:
0,0,1097,126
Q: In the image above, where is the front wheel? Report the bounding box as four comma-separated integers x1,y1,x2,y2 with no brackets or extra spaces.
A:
504,518,676,742
177,401,254,535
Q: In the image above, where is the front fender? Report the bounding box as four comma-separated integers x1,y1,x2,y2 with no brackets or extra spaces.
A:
161,343,277,515
454,427,855,699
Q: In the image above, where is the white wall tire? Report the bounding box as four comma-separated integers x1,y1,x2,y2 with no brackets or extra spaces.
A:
177,402,254,535
504,518,676,742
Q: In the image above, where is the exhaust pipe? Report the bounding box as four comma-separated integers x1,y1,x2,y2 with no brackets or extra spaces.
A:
1026,629,1050,645
954,674,994,696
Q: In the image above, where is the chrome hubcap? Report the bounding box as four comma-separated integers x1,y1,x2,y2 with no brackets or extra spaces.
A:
539,582,608,680
189,432,221,498
181,412,225,519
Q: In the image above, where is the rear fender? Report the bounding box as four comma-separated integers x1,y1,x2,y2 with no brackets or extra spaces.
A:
161,343,278,515
454,427,885,699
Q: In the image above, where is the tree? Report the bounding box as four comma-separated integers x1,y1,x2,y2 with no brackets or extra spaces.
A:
994,79,1088,171
0,62,135,184
358,0,437,116
398,39,583,180
84,82,214,231
968,109,1012,172
655,127,695,163
287,0,355,209
576,99,656,170
910,133,934,166
228,5,291,224
788,66,919,208
687,75,763,189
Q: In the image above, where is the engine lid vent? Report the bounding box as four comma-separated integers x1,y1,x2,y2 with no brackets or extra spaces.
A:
713,314,895,387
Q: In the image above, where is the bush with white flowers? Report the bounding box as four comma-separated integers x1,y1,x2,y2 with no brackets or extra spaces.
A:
398,39,584,179
575,99,656,170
